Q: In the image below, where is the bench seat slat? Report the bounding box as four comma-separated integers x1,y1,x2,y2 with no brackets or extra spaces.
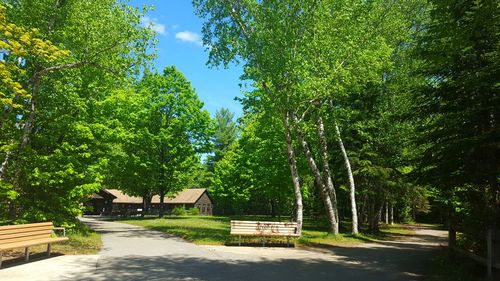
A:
230,223,298,227
0,222,53,231
0,237,68,251
230,220,299,239
231,226,297,231
231,221,297,225
0,234,56,244
231,227,298,231
0,230,52,240
0,226,53,236
232,232,299,235
231,228,298,232
233,233,300,237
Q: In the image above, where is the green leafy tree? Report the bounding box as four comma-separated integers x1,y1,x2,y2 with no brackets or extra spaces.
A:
414,0,499,250
0,0,154,225
207,107,238,170
138,67,212,217
194,0,426,234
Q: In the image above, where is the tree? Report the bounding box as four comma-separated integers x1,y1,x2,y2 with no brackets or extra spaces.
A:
0,3,70,213
210,111,298,217
99,88,157,214
0,0,154,225
414,0,499,249
207,107,238,170
194,0,425,234
138,67,212,217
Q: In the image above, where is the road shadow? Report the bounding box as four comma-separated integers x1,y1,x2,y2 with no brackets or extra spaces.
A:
63,252,431,281
77,218,446,281
0,252,64,269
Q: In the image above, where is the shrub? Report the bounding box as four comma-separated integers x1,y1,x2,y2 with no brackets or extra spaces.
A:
171,206,186,216
186,208,200,216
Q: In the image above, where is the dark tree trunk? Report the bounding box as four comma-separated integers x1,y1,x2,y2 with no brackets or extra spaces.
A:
368,199,383,233
448,210,457,248
159,191,165,218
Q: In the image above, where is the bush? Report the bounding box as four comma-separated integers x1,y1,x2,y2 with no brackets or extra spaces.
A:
171,206,186,216
186,208,200,216
171,206,200,216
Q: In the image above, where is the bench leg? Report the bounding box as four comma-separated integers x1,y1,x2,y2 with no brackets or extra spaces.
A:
0,251,3,268
25,247,29,262
287,237,290,247
47,244,52,257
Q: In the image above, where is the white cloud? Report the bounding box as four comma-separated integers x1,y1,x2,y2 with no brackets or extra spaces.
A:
175,31,203,46
141,16,166,35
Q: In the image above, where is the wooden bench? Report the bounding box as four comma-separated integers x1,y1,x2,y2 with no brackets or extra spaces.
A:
0,222,68,268
230,220,300,246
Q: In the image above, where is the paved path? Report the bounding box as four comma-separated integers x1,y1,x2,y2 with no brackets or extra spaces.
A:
0,218,447,281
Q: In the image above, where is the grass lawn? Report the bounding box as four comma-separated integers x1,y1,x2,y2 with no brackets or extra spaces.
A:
121,215,416,247
2,223,102,261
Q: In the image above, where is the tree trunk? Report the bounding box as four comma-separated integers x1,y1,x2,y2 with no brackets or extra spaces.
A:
142,194,152,217
284,111,303,235
317,116,339,233
0,106,12,131
390,204,394,225
361,194,368,224
448,210,457,248
385,202,389,224
368,201,383,232
293,115,338,234
159,191,165,218
368,200,374,231
270,199,276,217
158,144,166,218
335,124,358,234
0,75,41,182
0,151,13,181
142,197,147,218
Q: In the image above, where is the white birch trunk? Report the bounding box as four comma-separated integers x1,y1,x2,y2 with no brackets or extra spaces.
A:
317,116,339,233
294,115,338,234
284,111,303,235
335,124,359,235
0,77,40,182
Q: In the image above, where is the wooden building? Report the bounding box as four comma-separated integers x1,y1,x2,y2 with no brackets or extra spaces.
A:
85,188,213,216
84,189,116,215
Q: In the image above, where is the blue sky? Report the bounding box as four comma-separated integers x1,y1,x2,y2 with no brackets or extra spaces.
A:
129,0,245,117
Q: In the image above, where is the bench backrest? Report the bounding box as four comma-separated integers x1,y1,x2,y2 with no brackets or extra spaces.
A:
230,220,298,236
0,222,54,245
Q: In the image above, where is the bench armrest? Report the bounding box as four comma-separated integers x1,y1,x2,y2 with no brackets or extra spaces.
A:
53,227,66,237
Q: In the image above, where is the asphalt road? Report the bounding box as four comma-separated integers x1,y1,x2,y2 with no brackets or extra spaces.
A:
0,218,448,281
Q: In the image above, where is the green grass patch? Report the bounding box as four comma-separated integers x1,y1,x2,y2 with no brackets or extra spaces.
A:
122,215,418,247
51,225,102,255
123,216,231,245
